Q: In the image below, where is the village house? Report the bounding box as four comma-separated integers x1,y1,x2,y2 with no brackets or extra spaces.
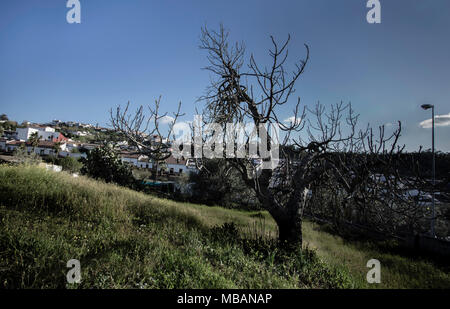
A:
120,152,150,168
69,130,91,137
64,141,80,152
0,140,67,156
15,126,68,143
166,156,189,175
119,151,198,175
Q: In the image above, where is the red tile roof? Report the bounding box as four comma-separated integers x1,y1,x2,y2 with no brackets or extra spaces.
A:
6,140,63,149
6,140,24,145
165,156,187,165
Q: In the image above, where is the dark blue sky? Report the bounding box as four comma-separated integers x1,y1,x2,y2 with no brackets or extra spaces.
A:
1,0,449,151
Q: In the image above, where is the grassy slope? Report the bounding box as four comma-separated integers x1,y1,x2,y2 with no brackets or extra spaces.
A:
0,165,448,288
303,223,450,288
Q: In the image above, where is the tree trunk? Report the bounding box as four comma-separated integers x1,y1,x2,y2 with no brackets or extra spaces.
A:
276,215,303,249
153,161,159,182
261,193,305,251
256,171,307,250
266,203,303,250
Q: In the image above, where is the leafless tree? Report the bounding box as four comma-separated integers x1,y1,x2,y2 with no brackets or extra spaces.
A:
110,96,183,180
199,25,409,248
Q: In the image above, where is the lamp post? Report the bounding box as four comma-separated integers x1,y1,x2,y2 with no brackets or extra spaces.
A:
421,104,435,237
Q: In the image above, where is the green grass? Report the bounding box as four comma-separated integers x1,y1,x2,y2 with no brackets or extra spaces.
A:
302,223,450,288
0,165,448,289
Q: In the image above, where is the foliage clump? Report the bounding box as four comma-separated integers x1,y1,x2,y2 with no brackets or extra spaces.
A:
81,143,134,186
12,144,40,165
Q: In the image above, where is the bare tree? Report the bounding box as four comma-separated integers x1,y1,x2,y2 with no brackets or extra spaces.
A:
308,142,437,237
198,25,406,248
110,96,184,180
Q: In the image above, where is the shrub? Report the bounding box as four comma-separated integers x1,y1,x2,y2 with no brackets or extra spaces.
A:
59,156,83,173
12,144,40,165
210,222,240,243
81,143,134,186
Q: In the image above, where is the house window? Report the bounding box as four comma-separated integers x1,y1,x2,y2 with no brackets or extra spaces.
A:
170,168,174,174
40,149,44,155
179,169,183,174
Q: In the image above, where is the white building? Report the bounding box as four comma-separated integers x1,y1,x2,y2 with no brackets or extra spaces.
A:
69,130,90,137
0,140,67,156
30,126,55,132
16,127,39,141
65,141,79,152
121,153,150,168
15,126,63,142
58,150,87,159
119,152,198,175
166,156,191,174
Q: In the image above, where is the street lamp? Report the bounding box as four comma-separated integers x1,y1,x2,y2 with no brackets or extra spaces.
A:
421,104,436,237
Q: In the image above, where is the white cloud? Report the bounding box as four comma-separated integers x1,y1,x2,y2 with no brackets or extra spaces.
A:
283,116,302,126
159,115,175,125
419,113,450,128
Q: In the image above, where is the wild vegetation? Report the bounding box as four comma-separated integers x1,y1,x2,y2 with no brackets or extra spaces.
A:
0,114,17,131
0,165,448,288
80,143,135,187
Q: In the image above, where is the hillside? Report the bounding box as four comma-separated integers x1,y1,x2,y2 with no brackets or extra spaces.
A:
0,165,449,288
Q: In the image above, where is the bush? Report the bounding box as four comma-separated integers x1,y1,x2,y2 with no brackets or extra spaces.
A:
12,145,40,165
59,156,83,173
210,222,240,243
81,144,134,186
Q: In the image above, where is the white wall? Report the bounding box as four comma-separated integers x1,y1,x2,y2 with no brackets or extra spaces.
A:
137,161,151,169
16,127,58,141
38,131,60,141
167,163,190,174
120,156,198,174
121,157,138,166
28,146,56,156
59,151,86,159
36,127,55,132
16,128,38,141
